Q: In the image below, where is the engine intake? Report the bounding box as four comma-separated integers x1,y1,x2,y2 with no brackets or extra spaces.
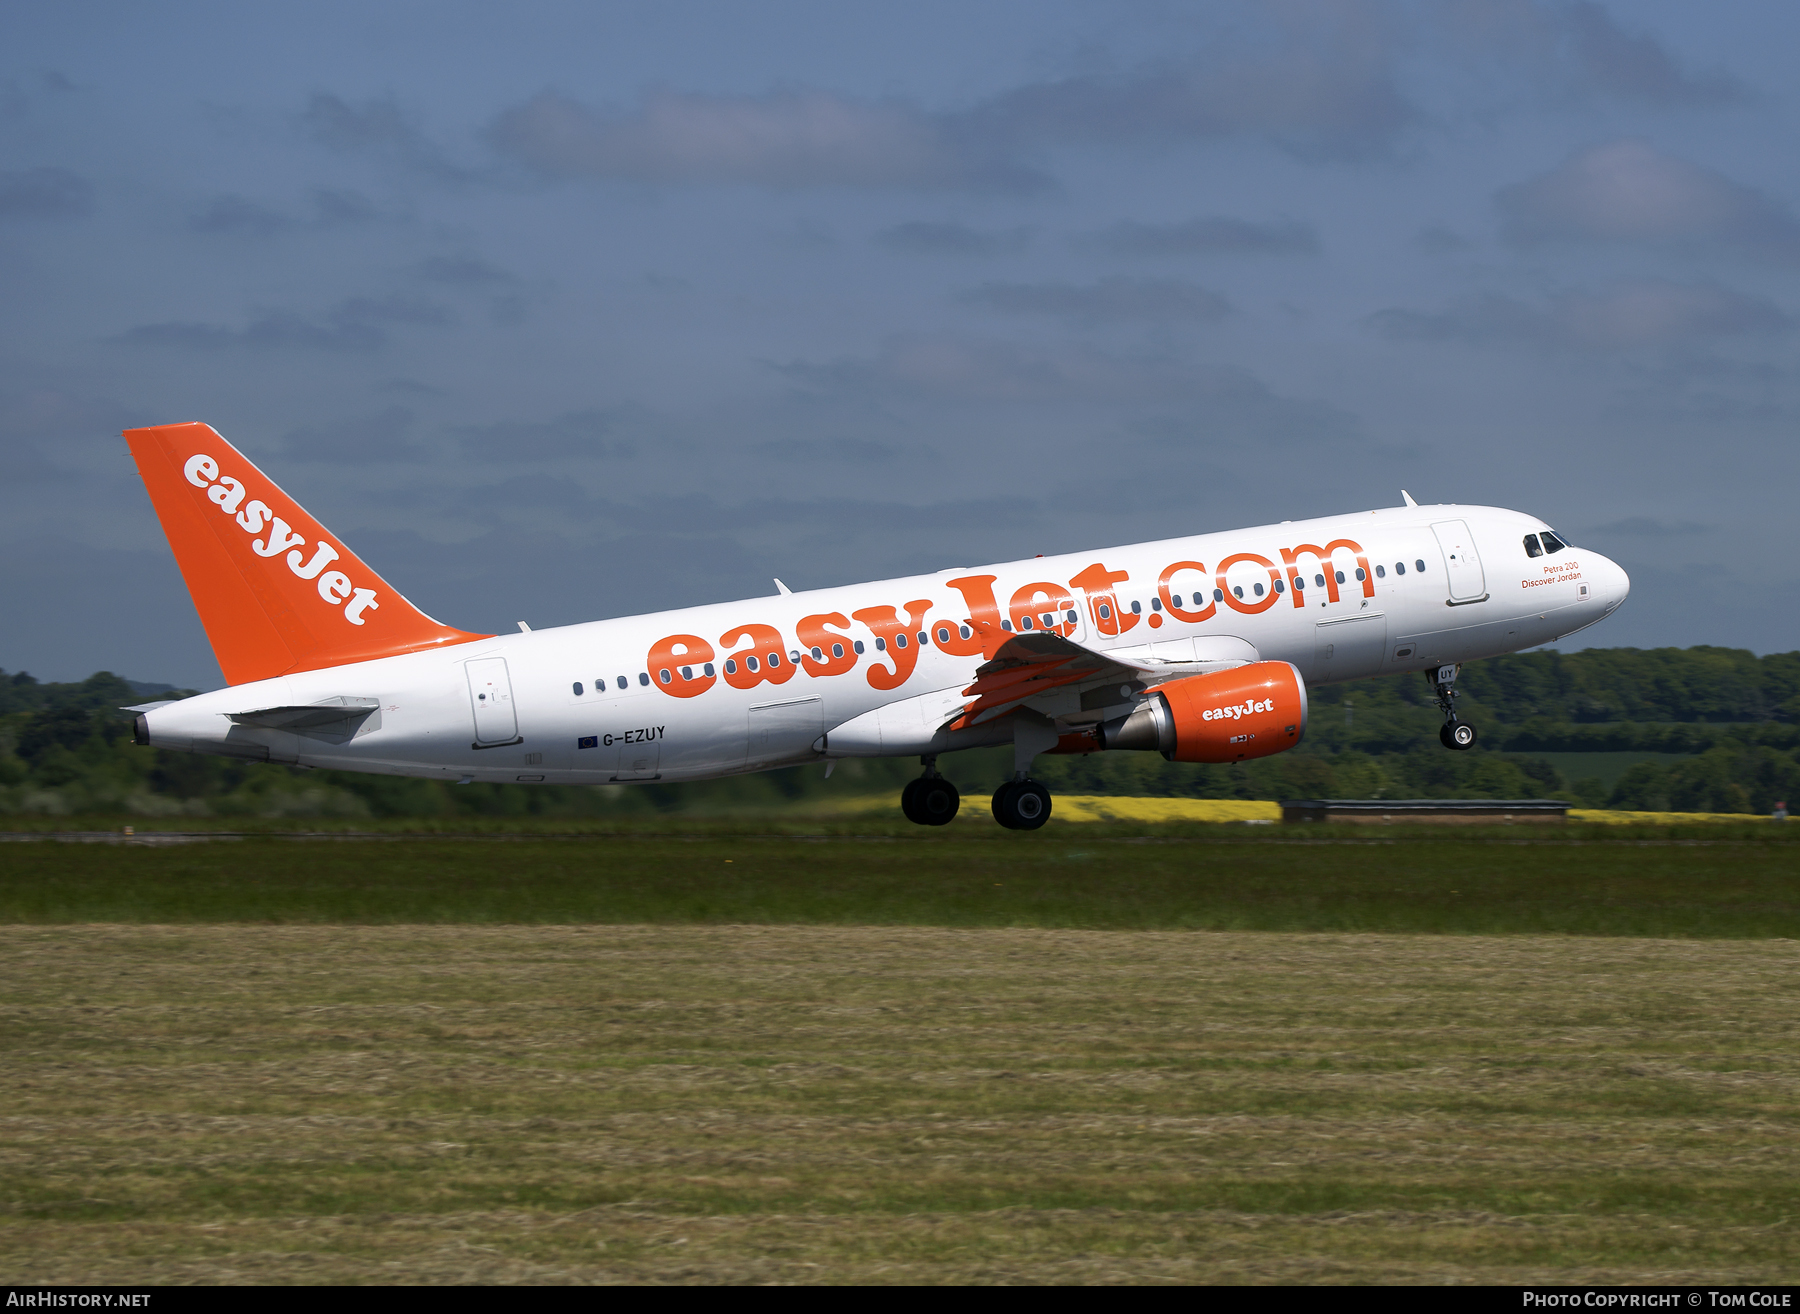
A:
1099,661,1308,763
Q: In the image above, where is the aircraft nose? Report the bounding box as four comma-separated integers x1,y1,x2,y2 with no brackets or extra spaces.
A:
1592,552,1630,614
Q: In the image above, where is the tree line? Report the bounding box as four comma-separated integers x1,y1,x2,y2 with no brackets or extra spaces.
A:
1,647,1796,819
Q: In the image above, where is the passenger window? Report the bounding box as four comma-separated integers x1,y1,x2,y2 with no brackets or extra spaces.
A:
917,632,928,646
1375,565,1386,578
854,640,866,654
1019,615,1034,630
894,633,907,648
680,666,692,680
1213,589,1224,602
811,647,823,661
767,652,781,666
831,644,844,659
1540,531,1565,553
1395,562,1405,575
1314,574,1325,587
1097,603,1112,619
1252,583,1264,596
1233,586,1244,599
875,637,886,650
936,627,950,643
1524,534,1543,558
1355,568,1366,581
1064,610,1076,623
1170,593,1183,607
1150,597,1162,611
1415,559,1427,572
1273,578,1284,594
746,656,760,672
659,669,672,684
616,675,629,690
961,625,974,639
1335,570,1345,585
725,659,738,674
638,672,649,686
572,681,583,696
1040,613,1054,627
704,663,715,677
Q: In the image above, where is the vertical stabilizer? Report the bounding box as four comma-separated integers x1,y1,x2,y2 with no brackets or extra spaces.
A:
126,421,488,685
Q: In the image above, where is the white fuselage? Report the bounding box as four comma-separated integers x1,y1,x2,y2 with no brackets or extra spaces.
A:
140,502,1629,784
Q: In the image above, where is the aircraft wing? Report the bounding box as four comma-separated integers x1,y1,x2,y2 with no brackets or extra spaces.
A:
942,621,1233,731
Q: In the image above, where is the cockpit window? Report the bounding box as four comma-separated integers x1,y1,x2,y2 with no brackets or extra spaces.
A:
1523,533,1543,558
1540,531,1566,554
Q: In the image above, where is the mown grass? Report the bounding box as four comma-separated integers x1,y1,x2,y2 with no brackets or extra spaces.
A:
2,828,1797,935
2,925,1797,1283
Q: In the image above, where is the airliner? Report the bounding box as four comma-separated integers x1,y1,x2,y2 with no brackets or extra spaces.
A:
124,422,1629,829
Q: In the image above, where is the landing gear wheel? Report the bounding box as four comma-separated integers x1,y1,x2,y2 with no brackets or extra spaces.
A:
1440,722,1477,750
992,779,1052,831
901,778,928,824
902,776,960,825
917,777,960,826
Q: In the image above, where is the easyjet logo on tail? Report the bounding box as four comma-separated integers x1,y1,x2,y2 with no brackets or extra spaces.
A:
183,453,380,625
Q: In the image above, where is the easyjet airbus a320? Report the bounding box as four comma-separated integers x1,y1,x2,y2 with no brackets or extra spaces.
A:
123,422,1629,829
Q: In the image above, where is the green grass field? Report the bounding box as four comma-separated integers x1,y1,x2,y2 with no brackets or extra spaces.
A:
2,825,1798,1283
2,827,1798,936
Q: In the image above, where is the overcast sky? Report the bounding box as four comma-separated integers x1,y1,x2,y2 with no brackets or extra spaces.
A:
4,1,1796,688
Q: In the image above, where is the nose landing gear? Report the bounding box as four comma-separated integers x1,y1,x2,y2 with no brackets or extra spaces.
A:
1431,664,1477,751
901,756,961,826
992,777,1052,830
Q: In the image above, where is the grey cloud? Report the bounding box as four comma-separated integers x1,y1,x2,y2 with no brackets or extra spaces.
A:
1496,140,1800,259
876,221,1030,256
418,253,518,285
302,93,476,182
190,195,289,236
1442,1,1744,107
488,19,1417,195
116,295,453,353
959,19,1416,162
0,167,93,220
452,408,636,461
189,188,377,236
1085,216,1318,257
489,88,1042,192
961,277,1232,323
1370,279,1789,350
772,338,1354,459
1590,516,1711,536
1558,1,1742,105
1413,224,1471,254
280,407,423,462
752,438,909,464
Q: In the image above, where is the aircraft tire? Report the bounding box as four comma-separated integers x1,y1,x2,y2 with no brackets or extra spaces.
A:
1450,721,1477,750
901,778,929,824
918,778,960,826
992,779,1052,831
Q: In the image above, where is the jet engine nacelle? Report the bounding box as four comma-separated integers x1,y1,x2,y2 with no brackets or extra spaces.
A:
1099,661,1308,763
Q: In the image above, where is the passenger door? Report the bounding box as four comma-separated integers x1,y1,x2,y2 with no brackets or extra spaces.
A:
1431,520,1487,602
465,658,519,745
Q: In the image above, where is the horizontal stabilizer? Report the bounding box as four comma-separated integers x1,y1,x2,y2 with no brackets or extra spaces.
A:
227,697,381,731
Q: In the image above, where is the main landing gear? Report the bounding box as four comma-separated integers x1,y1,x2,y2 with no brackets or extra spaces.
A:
901,757,961,826
991,778,1052,831
1431,663,1477,751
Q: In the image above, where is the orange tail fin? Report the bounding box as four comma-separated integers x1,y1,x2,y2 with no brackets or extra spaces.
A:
126,422,488,685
